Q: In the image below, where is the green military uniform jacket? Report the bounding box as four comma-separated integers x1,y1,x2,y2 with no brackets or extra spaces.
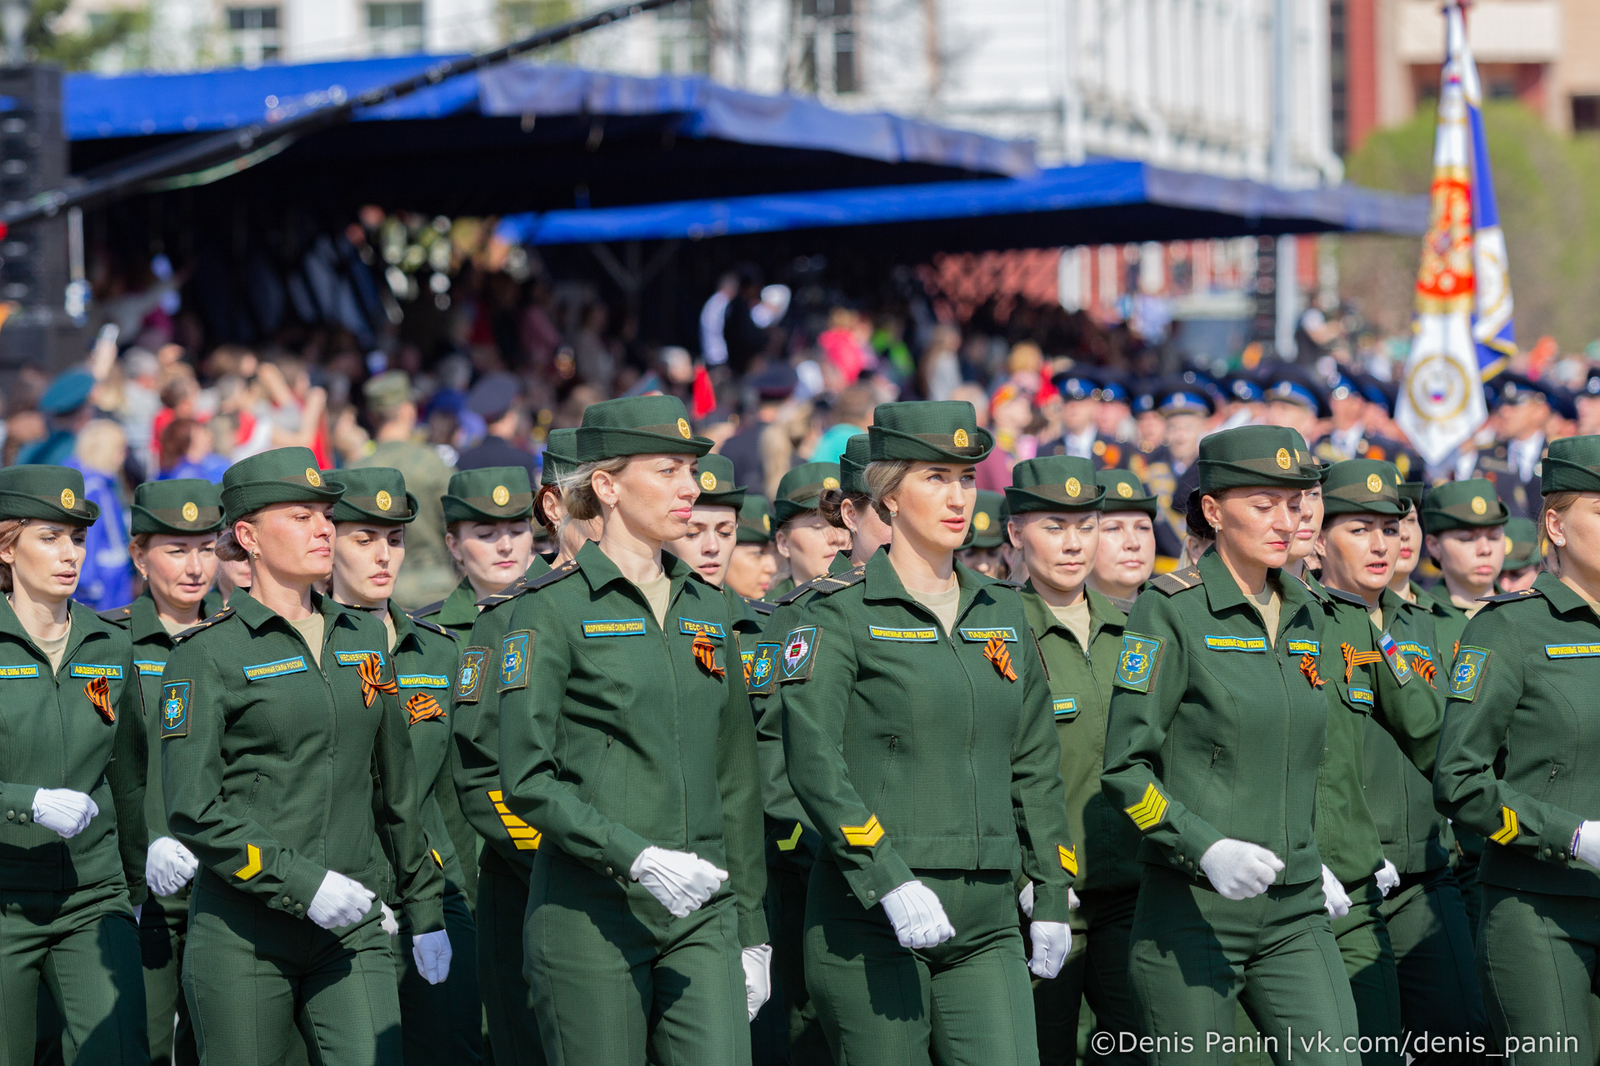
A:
1436,573,1600,898
1363,584,1452,874
101,590,224,843
1103,550,1331,887
496,543,769,946
1020,582,1143,894
452,555,553,884
0,597,147,902
778,550,1076,922
161,590,445,932
1306,577,1442,884
415,576,481,641
1425,581,1492,867
724,585,773,690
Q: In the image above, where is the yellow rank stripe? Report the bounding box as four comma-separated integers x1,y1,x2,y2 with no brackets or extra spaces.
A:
777,822,803,851
234,843,262,881
488,788,541,850
431,849,443,869
1490,806,1519,845
1058,845,1078,876
840,814,884,847
1125,783,1169,831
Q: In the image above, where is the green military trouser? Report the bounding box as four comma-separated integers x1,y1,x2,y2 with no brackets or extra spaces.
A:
184,874,401,1066
524,847,748,1066
1128,865,1360,1066
478,862,543,1065
1453,834,1483,940
805,861,1039,1066
1378,867,1486,1063
1328,877,1400,1066
140,887,195,1066
754,864,828,1066
393,887,483,1064
0,879,147,1066
1034,888,1140,1066
1479,885,1600,1066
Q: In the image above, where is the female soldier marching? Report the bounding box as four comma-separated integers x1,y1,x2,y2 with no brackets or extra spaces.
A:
161,446,448,1066
414,467,537,638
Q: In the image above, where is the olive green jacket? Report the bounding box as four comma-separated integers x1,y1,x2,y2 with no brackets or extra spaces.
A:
0,597,147,903
1436,574,1600,897
1103,550,1330,887
101,589,224,843
1020,582,1142,894
496,543,768,946
415,576,481,640
1363,585,1452,874
1306,578,1443,885
162,590,445,933
778,550,1075,922
452,555,553,885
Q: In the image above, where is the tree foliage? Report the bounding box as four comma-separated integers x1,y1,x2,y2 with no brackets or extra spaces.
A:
26,0,147,71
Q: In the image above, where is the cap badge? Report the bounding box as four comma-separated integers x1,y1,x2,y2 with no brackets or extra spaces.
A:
59,488,75,509
375,490,393,512
1471,495,1487,515
1504,536,1514,555
1275,448,1292,470
492,485,511,507
677,418,691,439
699,471,717,491
181,502,199,522
1366,474,1383,493
762,514,771,532
305,468,323,488
822,476,840,490
1118,482,1134,499
975,511,991,531
1065,477,1082,497
953,428,970,448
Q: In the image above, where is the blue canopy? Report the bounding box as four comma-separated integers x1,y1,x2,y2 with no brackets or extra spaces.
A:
495,159,1428,251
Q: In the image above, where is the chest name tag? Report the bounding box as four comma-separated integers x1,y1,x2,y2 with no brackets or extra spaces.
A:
1204,636,1266,653
1286,639,1320,656
960,627,1017,643
1545,644,1600,659
243,657,308,682
161,680,191,738
134,660,166,676
868,626,938,642
582,619,646,638
679,618,725,639
1052,697,1078,719
70,663,123,679
1397,642,1430,662
1348,686,1375,707
334,650,383,667
398,673,451,689
0,664,40,679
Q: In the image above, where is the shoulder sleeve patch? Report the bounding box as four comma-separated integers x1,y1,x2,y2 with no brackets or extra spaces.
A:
498,631,532,691
1115,632,1164,692
1448,646,1491,701
160,680,192,738
1149,566,1202,596
748,642,781,694
454,646,490,704
1376,631,1413,684
777,626,821,683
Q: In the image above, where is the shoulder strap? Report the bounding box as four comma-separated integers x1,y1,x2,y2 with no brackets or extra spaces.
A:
173,607,235,642
1106,594,1136,615
744,597,776,616
775,564,867,604
409,598,446,619
1482,587,1542,604
470,558,583,611
98,604,134,625
1149,565,1203,596
1323,585,1371,609
410,615,452,636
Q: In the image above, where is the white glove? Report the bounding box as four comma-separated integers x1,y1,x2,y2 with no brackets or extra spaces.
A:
1068,888,1081,910
145,837,199,897
412,929,452,985
880,880,956,950
379,902,399,936
1375,860,1401,898
1028,920,1072,979
132,904,142,925
306,870,375,930
1575,821,1600,870
741,944,773,1021
32,789,98,838
1018,881,1034,918
1199,839,1284,900
629,846,728,918
1321,865,1352,919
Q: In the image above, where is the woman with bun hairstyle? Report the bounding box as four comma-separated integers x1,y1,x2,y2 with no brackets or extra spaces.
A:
160,446,448,1066
413,467,536,639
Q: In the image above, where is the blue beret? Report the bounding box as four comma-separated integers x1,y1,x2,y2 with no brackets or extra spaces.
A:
39,372,94,415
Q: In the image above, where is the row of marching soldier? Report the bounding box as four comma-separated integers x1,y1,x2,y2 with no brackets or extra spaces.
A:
3,389,1599,1066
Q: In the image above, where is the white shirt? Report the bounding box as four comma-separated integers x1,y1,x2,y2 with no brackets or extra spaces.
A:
1508,432,1544,483
1329,423,1367,461
1063,427,1097,460
699,290,732,367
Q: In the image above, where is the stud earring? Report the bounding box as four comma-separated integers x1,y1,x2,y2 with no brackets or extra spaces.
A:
1555,538,1566,546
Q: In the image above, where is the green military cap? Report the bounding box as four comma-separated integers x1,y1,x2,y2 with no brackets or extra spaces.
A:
695,453,745,510
1197,425,1322,493
1501,517,1541,571
443,466,534,525
1397,480,1425,508
132,478,223,535
363,370,414,411
737,494,774,544
1539,434,1600,495
1321,459,1403,517
1095,469,1158,516
541,428,578,487
221,446,344,525
327,467,418,525
868,400,994,463
964,489,1006,548
1005,455,1104,514
774,462,841,526
1421,478,1508,532
0,465,99,525
575,395,712,462
838,433,871,495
